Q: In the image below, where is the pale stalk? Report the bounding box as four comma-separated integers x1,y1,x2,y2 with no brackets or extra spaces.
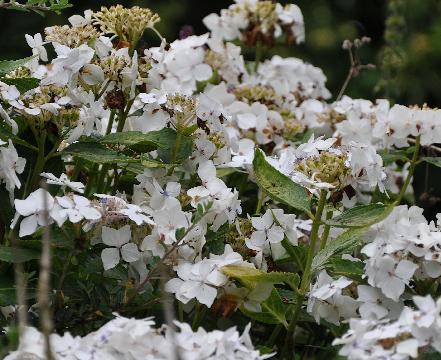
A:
38,181,54,360
396,135,421,204
283,189,327,358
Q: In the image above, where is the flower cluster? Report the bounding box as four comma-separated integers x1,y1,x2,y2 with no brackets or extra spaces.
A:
5,315,272,360
2,1,441,359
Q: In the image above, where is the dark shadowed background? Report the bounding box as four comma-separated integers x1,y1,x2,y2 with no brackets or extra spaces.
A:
2,0,441,105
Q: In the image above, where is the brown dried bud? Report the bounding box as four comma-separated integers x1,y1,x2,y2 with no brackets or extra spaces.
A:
105,89,126,110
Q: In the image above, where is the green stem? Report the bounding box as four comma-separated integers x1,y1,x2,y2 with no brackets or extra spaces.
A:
84,164,98,196
396,135,421,204
178,301,184,322
268,324,283,347
116,99,135,133
192,303,202,330
170,130,182,165
319,210,333,250
254,40,263,73
255,190,265,214
283,189,327,359
105,110,116,135
29,132,47,192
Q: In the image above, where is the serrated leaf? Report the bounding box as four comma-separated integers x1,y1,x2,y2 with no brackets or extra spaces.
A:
325,204,392,228
422,157,441,168
100,128,192,163
0,57,34,75
0,246,40,263
329,258,364,281
64,141,134,164
241,288,288,327
253,149,310,213
312,227,368,272
1,77,40,92
222,265,300,290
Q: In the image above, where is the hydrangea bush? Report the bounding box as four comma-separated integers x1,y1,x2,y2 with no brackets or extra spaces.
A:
1,1,441,359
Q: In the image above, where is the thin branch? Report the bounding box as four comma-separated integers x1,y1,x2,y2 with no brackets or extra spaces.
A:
10,231,28,331
125,209,212,306
0,1,70,12
38,181,54,360
408,137,441,154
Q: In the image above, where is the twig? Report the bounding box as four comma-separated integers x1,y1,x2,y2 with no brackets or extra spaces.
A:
408,137,441,154
336,37,375,101
38,181,54,360
0,1,71,12
124,210,212,306
10,231,28,331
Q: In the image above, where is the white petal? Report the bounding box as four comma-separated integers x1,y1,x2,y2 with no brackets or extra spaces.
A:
120,243,141,263
19,215,38,237
101,225,131,247
101,248,120,270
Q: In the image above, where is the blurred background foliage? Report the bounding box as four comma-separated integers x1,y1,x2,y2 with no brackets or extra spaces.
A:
1,0,441,106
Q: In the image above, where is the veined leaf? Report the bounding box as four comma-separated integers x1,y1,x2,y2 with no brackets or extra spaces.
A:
0,57,34,75
253,149,310,213
0,246,40,263
325,204,392,228
379,149,409,165
1,77,40,92
241,289,288,327
329,258,364,281
64,141,134,164
422,157,441,168
100,128,193,163
312,227,368,272
0,123,37,150
222,265,300,290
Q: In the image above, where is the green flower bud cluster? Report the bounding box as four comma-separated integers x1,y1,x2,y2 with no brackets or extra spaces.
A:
94,56,129,82
166,94,197,129
207,133,226,149
45,24,99,48
4,66,32,79
294,151,350,189
233,85,277,106
226,218,255,258
93,5,160,45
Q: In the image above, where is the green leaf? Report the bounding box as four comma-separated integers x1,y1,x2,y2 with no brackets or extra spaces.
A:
312,227,368,272
1,77,40,92
0,123,37,150
64,141,134,164
421,157,441,168
325,204,392,228
100,128,193,163
222,265,300,290
329,258,364,281
241,289,288,327
379,149,409,165
252,149,310,213
281,238,306,272
0,57,35,75
0,246,40,263
205,223,227,255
